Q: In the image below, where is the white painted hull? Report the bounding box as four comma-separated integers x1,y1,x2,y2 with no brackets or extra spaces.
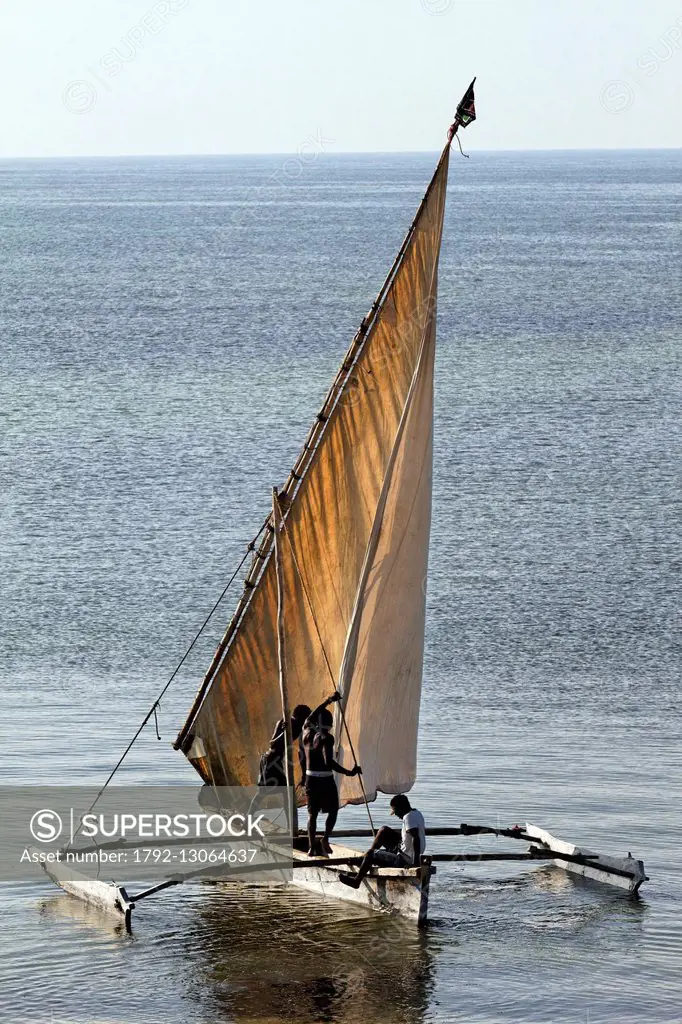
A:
525,823,647,893
289,843,433,925
36,853,135,929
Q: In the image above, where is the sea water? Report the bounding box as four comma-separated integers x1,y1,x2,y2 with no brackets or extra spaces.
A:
1,150,680,1023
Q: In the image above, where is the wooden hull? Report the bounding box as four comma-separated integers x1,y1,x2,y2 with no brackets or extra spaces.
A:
525,823,647,893
288,842,434,926
36,854,135,930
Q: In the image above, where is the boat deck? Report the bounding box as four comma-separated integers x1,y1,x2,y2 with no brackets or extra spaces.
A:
289,839,434,923
291,840,424,877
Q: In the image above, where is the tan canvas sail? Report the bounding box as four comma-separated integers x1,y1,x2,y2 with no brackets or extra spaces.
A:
334,285,439,804
175,145,450,800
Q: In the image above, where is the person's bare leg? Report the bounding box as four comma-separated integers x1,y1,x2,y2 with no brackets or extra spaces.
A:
340,827,394,888
355,849,376,882
307,809,318,855
321,808,338,854
368,826,392,853
339,849,375,887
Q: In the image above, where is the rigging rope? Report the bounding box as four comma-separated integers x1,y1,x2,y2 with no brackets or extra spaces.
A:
69,529,264,843
278,511,376,836
454,132,470,158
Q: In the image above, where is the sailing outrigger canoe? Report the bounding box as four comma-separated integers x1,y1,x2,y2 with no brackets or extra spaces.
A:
38,821,647,931
39,82,648,929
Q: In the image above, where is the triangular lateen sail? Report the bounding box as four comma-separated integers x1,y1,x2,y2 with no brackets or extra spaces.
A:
175,145,451,806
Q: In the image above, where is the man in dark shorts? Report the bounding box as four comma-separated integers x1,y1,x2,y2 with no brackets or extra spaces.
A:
302,693,361,856
339,793,426,887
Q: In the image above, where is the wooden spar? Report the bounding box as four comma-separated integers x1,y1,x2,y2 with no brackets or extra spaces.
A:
272,488,297,837
326,824,524,839
174,143,453,754
430,852,550,862
52,826,512,860
72,823,572,854
429,851,597,866
61,826,479,856
66,834,292,855
130,878,181,901
130,856,368,901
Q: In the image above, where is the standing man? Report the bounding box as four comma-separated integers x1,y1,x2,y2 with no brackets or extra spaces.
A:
339,794,425,887
255,703,311,791
303,692,361,856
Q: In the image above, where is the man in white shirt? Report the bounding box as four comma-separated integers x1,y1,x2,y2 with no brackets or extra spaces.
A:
339,794,426,889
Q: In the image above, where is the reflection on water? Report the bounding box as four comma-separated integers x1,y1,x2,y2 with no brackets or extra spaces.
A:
0,840,669,1024
20,867,651,1023
14,880,435,1024
188,884,434,1024
38,892,133,942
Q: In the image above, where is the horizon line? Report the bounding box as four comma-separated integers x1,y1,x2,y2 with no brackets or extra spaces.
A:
1,145,681,162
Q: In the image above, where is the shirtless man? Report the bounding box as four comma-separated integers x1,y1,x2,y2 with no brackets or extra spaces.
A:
302,692,361,856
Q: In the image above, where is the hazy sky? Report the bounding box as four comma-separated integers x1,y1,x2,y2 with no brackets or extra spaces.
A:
1,0,680,157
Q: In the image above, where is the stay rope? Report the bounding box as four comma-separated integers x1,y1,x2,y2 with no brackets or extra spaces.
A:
278,512,375,836
70,528,265,842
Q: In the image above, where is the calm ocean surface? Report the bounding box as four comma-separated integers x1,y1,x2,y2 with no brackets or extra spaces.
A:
1,149,680,1023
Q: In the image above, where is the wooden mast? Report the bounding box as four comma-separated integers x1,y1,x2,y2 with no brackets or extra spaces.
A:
272,487,297,837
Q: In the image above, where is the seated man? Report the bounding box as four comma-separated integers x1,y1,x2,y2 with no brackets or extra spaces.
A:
339,794,425,888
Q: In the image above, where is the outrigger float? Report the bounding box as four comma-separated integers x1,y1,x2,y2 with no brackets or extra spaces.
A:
37,81,648,932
